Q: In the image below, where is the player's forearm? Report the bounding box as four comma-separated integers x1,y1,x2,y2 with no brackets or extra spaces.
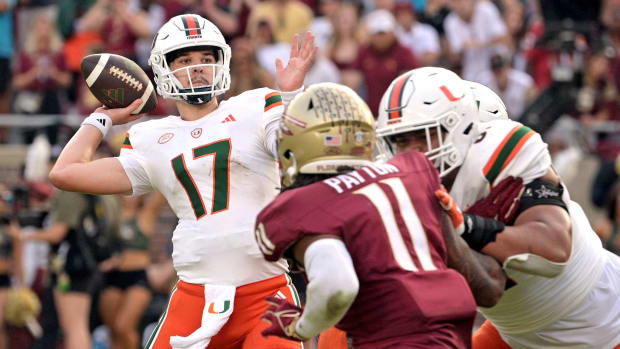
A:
482,207,572,263
445,226,505,307
296,239,359,339
49,125,102,188
469,251,506,307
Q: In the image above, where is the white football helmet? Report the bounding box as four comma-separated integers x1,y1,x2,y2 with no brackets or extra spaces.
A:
376,67,479,177
149,14,231,105
466,81,509,121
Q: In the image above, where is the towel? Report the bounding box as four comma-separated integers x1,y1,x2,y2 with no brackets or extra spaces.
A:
170,284,236,349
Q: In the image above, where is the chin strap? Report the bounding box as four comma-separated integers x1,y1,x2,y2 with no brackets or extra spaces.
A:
180,86,215,105
169,70,217,105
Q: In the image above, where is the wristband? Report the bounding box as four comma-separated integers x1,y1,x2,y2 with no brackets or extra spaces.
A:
280,86,304,106
82,112,112,138
462,213,505,251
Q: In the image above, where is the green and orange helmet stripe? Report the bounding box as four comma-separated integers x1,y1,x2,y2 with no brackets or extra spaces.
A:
386,72,414,120
181,15,202,38
483,125,536,184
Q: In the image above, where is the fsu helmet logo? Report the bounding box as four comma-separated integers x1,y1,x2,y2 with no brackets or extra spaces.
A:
191,128,202,138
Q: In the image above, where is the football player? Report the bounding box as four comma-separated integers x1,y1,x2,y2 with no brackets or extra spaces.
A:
49,14,317,349
377,67,620,348
254,82,507,348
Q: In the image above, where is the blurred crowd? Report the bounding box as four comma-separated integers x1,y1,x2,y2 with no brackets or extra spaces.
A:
2,0,620,347
0,0,618,132
0,135,178,348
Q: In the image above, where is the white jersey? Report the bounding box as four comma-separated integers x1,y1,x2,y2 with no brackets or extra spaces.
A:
451,119,620,348
117,88,288,286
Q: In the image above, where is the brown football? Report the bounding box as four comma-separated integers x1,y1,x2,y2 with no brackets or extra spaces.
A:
81,53,157,114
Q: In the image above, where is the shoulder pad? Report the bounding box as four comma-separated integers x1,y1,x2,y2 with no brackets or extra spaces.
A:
255,189,307,261
255,182,341,261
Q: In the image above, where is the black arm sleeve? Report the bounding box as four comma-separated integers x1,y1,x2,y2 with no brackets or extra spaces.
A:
516,178,568,217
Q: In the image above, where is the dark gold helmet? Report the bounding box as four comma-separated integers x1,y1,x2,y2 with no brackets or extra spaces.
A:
279,83,375,187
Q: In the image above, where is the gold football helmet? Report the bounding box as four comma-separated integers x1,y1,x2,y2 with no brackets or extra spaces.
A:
5,287,42,337
279,83,375,187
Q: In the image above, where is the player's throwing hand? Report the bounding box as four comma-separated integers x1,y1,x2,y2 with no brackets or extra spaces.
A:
93,99,145,126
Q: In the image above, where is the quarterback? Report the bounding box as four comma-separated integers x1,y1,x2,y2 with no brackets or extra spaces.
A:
49,14,316,349
377,67,620,348
254,83,508,348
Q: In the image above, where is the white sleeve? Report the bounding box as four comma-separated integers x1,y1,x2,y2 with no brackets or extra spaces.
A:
295,238,359,339
116,151,153,196
262,87,304,159
263,116,280,159
281,86,303,107
502,133,551,185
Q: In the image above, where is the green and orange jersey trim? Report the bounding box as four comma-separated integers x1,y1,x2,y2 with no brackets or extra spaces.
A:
181,15,202,37
121,133,133,149
264,92,283,112
387,72,414,120
483,125,536,184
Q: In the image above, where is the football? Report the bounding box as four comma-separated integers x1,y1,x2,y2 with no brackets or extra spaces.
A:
81,53,157,114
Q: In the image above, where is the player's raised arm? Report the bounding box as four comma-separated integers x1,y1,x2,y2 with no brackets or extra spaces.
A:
49,100,144,195
275,31,317,92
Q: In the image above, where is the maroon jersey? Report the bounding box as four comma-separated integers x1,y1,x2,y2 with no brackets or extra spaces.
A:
255,152,476,348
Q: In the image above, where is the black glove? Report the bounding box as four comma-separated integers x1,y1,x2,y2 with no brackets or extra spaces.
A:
461,213,505,251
